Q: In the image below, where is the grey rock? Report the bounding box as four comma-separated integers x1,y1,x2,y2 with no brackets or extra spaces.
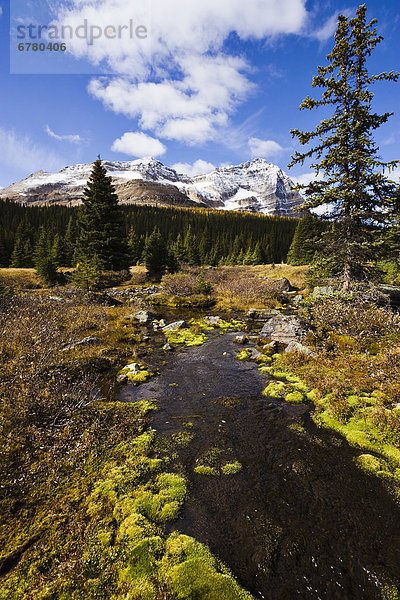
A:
247,308,258,318
247,335,260,342
285,341,317,358
234,335,248,345
377,285,400,308
310,286,335,300
133,310,156,323
263,341,278,352
162,320,186,332
250,348,262,360
260,314,307,344
204,316,221,325
292,295,303,306
63,336,102,351
270,278,292,293
117,362,140,384
48,295,64,302
86,292,122,306
163,343,173,351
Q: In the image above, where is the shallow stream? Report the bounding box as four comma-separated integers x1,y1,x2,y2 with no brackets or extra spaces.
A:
117,327,400,599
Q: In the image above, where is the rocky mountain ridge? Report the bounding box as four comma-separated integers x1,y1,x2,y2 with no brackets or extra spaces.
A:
0,157,303,216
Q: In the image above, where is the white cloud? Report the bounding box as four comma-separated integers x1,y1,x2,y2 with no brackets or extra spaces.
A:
172,159,216,177
385,166,400,183
312,13,338,42
45,125,83,144
248,137,284,158
53,0,309,145
311,10,353,42
290,172,320,186
0,127,65,175
111,132,166,158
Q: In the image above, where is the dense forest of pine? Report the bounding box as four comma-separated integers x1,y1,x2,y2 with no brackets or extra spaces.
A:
0,199,299,268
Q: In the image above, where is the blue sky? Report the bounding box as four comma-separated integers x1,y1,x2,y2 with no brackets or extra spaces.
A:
0,0,399,188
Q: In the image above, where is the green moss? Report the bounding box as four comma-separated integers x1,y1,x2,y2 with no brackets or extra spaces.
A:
159,533,253,600
134,399,158,417
382,584,400,600
194,318,246,332
356,454,384,474
164,328,207,347
171,431,195,447
221,461,242,475
258,365,274,375
124,577,157,600
263,381,287,398
285,391,305,404
306,389,319,402
118,362,154,384
129,370,152,383
236,349,252,361
255,354,272,365
194,465,218,476
217,397,242,408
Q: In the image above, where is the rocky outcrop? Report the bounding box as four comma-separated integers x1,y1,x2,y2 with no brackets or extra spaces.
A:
285,341,316,358
260,315,307,345
62,336,102,351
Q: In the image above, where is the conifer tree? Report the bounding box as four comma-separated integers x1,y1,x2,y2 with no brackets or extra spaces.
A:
143,228,168,278
173,233,187,264
64,217,78,266
251,241,265,265
73,255,103,291
34,226,58,284
10,222,34,268
127,227,143,265
0,227,8,267
76,157,129,270
286,212,323,266
51,233,66,266
289,5,399,290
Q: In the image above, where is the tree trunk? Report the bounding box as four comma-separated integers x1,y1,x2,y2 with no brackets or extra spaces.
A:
343,262,351,293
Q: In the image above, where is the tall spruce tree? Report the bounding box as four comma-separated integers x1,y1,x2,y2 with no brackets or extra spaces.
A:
77,157,129,270
286,212,324,266
143,228,168,279
289,5,399,291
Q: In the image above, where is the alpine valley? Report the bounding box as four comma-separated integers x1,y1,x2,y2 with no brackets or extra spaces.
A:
0,157,303,216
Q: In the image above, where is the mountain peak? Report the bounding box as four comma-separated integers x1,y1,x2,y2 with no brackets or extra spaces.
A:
0,158,302,216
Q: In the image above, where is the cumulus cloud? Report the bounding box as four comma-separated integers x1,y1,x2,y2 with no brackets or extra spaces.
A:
53,0,309,145
248,137,284,158
0,127,65,175
111,132,166,158
45,125,83,144
172,159,216,177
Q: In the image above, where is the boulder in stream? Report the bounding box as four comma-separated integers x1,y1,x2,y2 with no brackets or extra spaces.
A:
162,321,186,332
132,310,156,323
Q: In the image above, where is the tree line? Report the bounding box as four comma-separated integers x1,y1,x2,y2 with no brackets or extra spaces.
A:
0,195,298,272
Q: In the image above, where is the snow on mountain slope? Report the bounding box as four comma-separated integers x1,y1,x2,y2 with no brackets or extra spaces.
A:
0,157,302,216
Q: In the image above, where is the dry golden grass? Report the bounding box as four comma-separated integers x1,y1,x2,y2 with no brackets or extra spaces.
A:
0,268,42,289
161,264,308,311
252,264,308,288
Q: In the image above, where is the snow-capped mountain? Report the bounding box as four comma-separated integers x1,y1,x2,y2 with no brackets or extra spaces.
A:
0,157,302,216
